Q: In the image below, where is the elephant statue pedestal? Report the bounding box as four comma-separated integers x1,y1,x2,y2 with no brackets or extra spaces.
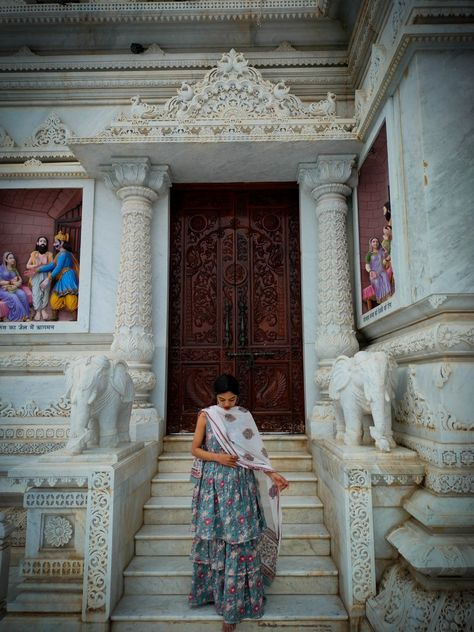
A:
6,441,157,628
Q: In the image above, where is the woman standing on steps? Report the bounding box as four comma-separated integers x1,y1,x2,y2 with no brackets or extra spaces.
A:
189,374,289,632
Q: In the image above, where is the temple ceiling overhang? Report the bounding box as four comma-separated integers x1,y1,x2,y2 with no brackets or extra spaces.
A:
0,49,361,181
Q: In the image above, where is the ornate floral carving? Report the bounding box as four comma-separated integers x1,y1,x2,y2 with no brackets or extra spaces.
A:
370,322,474,361
425,470,474,495
43,515,73,548
25,490,87,508
3,507,27,547
435,362,452,388
23,157,42,167
366,562,474,632
371,473,424,486
23,112,73,147
22,558,83,578
87,50,356,144
0,126,14,147
428,294,448,309
129,49,337,122
395,367,436,430
85,471,112,614
0,396,70,417
346,467,375,604
395,366,473,432
395,433,473,468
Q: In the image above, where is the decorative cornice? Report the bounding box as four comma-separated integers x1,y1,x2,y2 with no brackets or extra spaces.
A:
73,50,356,145
0,50,348,73
0,0,327,25
0,396,70,417
369,320,474,361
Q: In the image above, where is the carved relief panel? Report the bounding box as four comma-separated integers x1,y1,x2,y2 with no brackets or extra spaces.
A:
167,184,305,433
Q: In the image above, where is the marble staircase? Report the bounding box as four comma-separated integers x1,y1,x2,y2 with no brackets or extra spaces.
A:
111,434,349,631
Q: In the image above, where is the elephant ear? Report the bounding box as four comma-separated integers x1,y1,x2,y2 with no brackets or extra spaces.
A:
111,361,134,403
328,356,351,400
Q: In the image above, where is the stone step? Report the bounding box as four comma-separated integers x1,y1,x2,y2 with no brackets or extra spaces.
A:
123,555,339,596
158,452,313,473
111,594,349,632
163,434,310,454
151,470,318,497
143,495,324,525
135,523,331,557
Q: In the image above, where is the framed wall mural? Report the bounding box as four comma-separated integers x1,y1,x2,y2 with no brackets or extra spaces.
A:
0,180,94,333
357,124,395,321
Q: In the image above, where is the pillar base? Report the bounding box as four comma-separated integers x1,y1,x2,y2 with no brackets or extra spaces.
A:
310,401,336,440
130,406,164,446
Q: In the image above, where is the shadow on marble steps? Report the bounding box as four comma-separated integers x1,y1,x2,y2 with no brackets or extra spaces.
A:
135,522,331,556
111,594,349,632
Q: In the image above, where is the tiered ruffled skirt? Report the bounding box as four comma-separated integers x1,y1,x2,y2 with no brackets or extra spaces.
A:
189,437,266,625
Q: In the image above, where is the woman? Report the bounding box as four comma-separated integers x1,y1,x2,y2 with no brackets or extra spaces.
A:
0,251,30,321
365,237,392,304
189,374,289,632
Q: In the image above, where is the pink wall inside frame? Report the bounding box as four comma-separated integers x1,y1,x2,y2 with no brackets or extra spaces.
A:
357,124,392,314
0,188,82,272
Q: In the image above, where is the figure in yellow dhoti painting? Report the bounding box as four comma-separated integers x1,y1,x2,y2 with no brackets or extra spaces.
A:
37,231,79,317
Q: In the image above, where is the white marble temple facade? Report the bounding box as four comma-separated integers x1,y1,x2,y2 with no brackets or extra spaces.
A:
0,1,473,630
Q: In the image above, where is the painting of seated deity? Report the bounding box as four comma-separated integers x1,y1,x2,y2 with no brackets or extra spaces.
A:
0,187,83,327
357,123,396,316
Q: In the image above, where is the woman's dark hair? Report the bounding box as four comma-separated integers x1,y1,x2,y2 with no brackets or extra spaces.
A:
213,374,240,396
383,201,391,222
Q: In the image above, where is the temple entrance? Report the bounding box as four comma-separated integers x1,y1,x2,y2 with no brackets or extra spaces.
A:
166,183,305,433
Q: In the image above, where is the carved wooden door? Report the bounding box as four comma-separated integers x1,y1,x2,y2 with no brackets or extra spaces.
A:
167,184,305,433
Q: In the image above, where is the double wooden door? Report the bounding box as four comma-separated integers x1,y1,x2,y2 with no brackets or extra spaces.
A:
167,184,305,433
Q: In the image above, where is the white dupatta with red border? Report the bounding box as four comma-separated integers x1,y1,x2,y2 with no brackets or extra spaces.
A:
204,404,282,584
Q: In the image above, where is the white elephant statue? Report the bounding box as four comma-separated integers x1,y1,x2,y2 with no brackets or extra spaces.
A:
328,350,398,452
64,355,134,455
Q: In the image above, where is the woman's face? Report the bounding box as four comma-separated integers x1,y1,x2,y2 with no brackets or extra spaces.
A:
383,227,392,239
216,391,238,410
371,238,380,250
5,253,16,267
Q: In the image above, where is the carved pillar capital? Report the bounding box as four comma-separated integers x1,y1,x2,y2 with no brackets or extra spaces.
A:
102,157,171,195
298,154,357,192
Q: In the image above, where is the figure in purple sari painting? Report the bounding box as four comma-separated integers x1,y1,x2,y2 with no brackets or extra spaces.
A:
365,237,392,303
0,252,30,321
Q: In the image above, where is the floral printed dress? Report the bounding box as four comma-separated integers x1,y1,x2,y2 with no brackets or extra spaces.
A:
189,420,267,624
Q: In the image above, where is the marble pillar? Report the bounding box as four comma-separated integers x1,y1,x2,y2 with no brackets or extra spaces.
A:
298,156,359,439
0,513,14,613
102,157,171,443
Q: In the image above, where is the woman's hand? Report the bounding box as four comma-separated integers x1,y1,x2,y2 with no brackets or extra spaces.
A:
215,453,239,468
369,271,377,280
268,471,289,492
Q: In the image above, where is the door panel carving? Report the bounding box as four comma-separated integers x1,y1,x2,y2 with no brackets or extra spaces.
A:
167,184,305,433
